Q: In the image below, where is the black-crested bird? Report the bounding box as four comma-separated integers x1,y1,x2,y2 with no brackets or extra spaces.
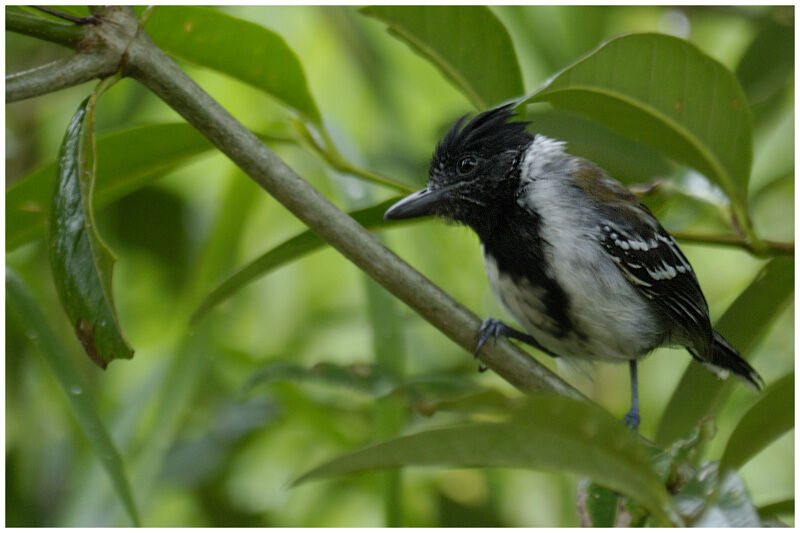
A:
384,103,762,431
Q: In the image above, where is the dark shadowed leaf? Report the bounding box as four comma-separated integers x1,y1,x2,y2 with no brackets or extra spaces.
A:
294,394,681,525
191,196,409,322
736,18,794,109
720,372,793,472
361,6,524,109
6,269,140,526
656,257,794,446
144,6,321,123
757,499,794,520
528,33,753,201
7,123,294,251
47,96,133,368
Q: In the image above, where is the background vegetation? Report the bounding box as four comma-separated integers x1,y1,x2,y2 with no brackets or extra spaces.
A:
6,5,793,526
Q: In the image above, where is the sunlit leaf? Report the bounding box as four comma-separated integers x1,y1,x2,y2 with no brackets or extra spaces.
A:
5,269,140,526
361,6,524,109
295,394,681,525
191,196,408,322
720,372,793,472
47,96,133,368
656,257,794,446
145,6,321,123
527,33,753,201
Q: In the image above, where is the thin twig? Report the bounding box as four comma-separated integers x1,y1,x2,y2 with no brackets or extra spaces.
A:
30,6,99,25
670,231,794,257
6,51,118,103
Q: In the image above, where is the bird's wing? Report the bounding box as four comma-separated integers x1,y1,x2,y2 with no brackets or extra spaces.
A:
573,162,714,356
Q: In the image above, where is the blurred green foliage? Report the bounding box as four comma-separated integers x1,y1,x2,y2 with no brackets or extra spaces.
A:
6,5,793,527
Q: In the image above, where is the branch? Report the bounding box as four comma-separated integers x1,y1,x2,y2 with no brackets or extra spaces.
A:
6,50,118,103
670,231,794,257
6,9,87,48
108,14,582,399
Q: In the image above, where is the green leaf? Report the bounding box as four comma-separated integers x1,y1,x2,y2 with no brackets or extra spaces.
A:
736,18,794,109
144,6,321,123
757,499,794,519
656,257,794,446
294,393,681,525
191,196,408,323
47,96,133,368
674,462,759,527
527,33,754,201
9,124,210,251
6,268,140,526
246,361,397,396
7,123,293,251
576,480,648,527
720,372,794,472
361,6,524,109
527,108,672,184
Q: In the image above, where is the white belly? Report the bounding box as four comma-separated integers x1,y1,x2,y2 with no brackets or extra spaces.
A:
482,248,660,362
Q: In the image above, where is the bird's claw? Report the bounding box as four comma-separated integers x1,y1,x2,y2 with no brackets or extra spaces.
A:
475,318,505,357
623,409,640,432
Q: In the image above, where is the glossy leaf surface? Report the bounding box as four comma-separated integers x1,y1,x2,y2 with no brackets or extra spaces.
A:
47,96,133,368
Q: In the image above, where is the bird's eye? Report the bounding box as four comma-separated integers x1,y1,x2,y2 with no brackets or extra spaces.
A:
457,156,478,176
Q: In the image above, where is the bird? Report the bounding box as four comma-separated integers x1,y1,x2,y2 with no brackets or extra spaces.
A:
383,102,762,431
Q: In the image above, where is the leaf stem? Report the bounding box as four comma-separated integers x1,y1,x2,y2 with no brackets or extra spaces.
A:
292,119,417,193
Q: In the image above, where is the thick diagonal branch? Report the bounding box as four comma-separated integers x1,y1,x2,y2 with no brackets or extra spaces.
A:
114,20,582,398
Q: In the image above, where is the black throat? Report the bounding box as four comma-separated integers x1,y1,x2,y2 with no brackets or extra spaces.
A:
476,196,574,338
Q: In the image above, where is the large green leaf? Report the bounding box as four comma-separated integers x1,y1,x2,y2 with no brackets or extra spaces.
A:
527,33,754,201
7,123,293,251
361,6,524,109
295,393,681,525
656,257,794,446
144,6,321,123
720,372,793,472
47,95,133,368
6,269,140,526
527,108,672,184
191,196,408,323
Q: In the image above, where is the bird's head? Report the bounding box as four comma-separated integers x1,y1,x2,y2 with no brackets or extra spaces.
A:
384,103,533,229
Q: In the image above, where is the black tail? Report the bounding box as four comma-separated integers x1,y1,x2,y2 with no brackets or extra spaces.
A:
695,331,763,390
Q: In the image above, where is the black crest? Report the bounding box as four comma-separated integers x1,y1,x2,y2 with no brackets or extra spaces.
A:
434,103,532,163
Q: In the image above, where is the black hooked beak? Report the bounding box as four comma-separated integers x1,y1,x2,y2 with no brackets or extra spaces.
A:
383,187,448,220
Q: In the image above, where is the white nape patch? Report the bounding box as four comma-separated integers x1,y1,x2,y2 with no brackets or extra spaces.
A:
519,134,571,183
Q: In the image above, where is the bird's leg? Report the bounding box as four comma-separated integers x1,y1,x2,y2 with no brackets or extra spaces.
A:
474,318,558,372
623,360,640,432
